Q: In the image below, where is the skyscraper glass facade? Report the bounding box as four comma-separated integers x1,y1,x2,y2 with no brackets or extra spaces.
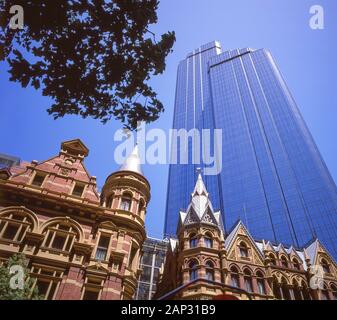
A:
0,153,20,169
165,41,337,259
136,238,168,300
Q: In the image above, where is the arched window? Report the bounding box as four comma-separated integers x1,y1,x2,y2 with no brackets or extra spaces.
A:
204,233,213,248
281,277,291,300
189,234,198,248
230,266,240,288
243,269,253,293
205,261,214,281
106,194,113,208
301,282,311,300
272,277,282,299
138,199,145,215
280,256,288,268
292,280,303,300
269,254,277,266
256,271,266,295
0,210,35,242
120,194,132,211
292,258,301,270
189,260,198,280
239,242,249,258
330,284,337,300
42,221,80,252
321,284,330,300
321,259,330,274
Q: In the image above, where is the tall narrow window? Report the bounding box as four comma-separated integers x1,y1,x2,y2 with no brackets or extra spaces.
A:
281,278,291,300
256,271,266,295
243,269,253,293
106,195,113,208
239,242,248,258
128,245,138,268
189,234,198,248
331,285,337,300
321,286,330,300
292,258,301,270
269,254,277,266
321,259,330,274
204,234,213,248
230,267,240,288
31,173,45,187
293,281,302,300
281,256,288,268
95,235,110,261
72,183,85,197
138,200,144,215
189,261,198,280
120,195,132,211
205,261,214,281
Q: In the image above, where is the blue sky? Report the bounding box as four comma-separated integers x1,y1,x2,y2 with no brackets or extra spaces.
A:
0,0,336,239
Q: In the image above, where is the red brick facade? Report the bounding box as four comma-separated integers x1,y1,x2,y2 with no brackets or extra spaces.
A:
0,139,150,300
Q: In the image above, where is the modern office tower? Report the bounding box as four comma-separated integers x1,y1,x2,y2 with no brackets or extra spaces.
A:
165,41,337,259
136,237,168,300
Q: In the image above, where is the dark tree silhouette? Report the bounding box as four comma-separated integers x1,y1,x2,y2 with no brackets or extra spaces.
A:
0,0,175,130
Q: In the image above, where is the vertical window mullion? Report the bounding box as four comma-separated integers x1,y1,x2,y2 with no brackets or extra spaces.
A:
0,221,9,238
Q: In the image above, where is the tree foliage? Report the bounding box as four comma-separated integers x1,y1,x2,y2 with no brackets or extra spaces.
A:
0,254,41,300
0,0,175,129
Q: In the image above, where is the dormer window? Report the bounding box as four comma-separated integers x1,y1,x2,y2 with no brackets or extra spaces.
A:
281,256,288,268
239,242,249,258
292,258,301,270
31,173,46,187
321,259,330,274
72,183,85,197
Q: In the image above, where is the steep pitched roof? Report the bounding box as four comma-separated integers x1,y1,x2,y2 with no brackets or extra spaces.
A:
305,239,337,266
224,220,265,261
178,174,222,230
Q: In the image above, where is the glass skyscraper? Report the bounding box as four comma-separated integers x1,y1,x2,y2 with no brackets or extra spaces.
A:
165,41,337,259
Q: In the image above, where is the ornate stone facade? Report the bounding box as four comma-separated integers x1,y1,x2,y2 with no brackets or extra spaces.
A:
0,139,150,300
155,174,337,300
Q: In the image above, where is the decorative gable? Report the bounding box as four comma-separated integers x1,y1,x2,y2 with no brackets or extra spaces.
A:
201,208,218,225
225,221,265,265
184,208,200,225
61,139,89,157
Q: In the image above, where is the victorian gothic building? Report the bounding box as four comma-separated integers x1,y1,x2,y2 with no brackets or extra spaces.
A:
155,174,337,300
0,139,150,300
1,140,337,300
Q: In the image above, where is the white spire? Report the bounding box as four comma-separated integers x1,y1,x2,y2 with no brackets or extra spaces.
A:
191,173,209,218
178,173,222,230
118,145,143,176
192,173,208,197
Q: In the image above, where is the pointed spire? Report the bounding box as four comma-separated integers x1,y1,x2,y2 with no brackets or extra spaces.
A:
118,145,143,176
179,173,221,230
190,173,211,219
192,173,208,197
